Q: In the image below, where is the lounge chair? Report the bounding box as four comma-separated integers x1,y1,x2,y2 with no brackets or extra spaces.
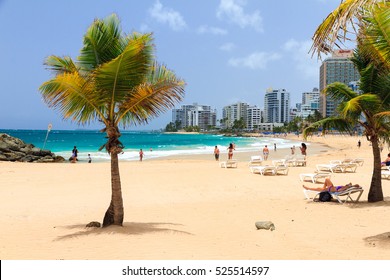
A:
381,169,390,179
250,164,289,175
303,185,364,203
299,172,331,183
220,159,238,168
343,158,364,166
249,156,263,166
316,162,358,173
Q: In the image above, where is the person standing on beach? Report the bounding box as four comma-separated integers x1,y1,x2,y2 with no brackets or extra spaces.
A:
291,146,295,155
300,143,307,157
263,145,269,160
139,149,144,161
214,145,220,161
71,146,78,162
88,153,92,163
357,140,361,148
274,143,277,151
227,143,234,159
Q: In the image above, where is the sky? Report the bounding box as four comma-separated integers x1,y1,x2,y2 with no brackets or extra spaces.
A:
0,0,348,131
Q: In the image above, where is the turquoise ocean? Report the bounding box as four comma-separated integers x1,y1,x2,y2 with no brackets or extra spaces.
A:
1,129,302,162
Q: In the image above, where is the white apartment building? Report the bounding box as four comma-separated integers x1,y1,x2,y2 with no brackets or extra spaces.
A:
172,103,217,131
264,88,290,124
222,102,249,129
246,106,262,131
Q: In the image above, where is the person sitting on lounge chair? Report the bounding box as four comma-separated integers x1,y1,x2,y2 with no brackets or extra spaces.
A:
303,178,359,193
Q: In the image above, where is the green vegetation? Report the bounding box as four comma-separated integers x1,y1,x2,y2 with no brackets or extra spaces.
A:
306,0,390,202
39,14,185,225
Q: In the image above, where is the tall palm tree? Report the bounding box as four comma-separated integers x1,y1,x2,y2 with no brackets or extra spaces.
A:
303,46,390,202
311,0,390,70
39,14,185,226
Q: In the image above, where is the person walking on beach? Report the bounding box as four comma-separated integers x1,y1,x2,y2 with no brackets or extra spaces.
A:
227,143,234,160
357,140,361,148
71,146,78,163
214,145,220,161
263,145,269,160
139,149,144,161
291,146,295,155
274,143,277,151
88,153,92,163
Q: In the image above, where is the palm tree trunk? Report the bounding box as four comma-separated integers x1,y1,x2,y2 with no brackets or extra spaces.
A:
368,136,384,202
102,125,124,227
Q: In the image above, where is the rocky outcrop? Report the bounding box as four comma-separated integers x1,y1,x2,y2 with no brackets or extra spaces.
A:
0,133,65,162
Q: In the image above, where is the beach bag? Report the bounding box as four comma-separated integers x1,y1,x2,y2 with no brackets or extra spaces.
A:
319,191,332,202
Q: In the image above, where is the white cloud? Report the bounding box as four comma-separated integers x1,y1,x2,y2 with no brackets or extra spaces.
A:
216,0,263,32
219,42,236,52
149,0,187,31
283,39,328,79
197,25,228,35
228,52,281,70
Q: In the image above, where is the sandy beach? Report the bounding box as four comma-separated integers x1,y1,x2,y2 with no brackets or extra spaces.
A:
1,134,390,260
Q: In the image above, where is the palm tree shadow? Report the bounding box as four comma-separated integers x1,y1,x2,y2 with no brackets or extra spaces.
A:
341,196,390,209
54,222,192,241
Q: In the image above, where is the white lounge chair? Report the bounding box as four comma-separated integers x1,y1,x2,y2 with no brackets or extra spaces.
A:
299,172,331,183
249,156,263,166
381,170,390,179
316,162,357,173
220,159,238,168
250,165,289,176
303,186,364,203
343,158,364,166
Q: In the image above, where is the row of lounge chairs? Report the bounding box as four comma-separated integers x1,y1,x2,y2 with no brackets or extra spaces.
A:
249,155,307,167
315,158,364,173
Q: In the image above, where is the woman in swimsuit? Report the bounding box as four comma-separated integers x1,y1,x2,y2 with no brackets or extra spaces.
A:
227,143,234,160
303,178,359,192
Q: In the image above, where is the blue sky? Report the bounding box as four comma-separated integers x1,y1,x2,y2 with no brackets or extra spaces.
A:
0,0,346,131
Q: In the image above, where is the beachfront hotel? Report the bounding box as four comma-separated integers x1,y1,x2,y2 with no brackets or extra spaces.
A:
319,50,360,117
263,88,290,124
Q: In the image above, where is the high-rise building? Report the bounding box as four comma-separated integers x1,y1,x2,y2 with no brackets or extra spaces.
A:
222,102,249,129
246,106,262,131
263,88,290,123
319,50,360,117
172,103,217,131
300,87,320,119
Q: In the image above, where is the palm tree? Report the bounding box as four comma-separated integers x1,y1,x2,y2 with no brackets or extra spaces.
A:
39,14,185,226
303,46,390,202
311,0,390,70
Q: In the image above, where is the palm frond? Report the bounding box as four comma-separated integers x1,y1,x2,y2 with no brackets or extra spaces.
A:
303,117,355,139
78,14,126,71
44,55,78,75
39,72,107,125
93,33,154,119
116,63,185,127
325,82,358,102
311,0,383,58
361,2,390,71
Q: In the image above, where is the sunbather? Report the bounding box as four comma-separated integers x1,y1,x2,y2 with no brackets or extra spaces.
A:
303,178,359,192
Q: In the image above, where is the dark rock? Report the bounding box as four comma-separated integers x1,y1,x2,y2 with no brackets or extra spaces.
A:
0,133,63,163
86,221,101,228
